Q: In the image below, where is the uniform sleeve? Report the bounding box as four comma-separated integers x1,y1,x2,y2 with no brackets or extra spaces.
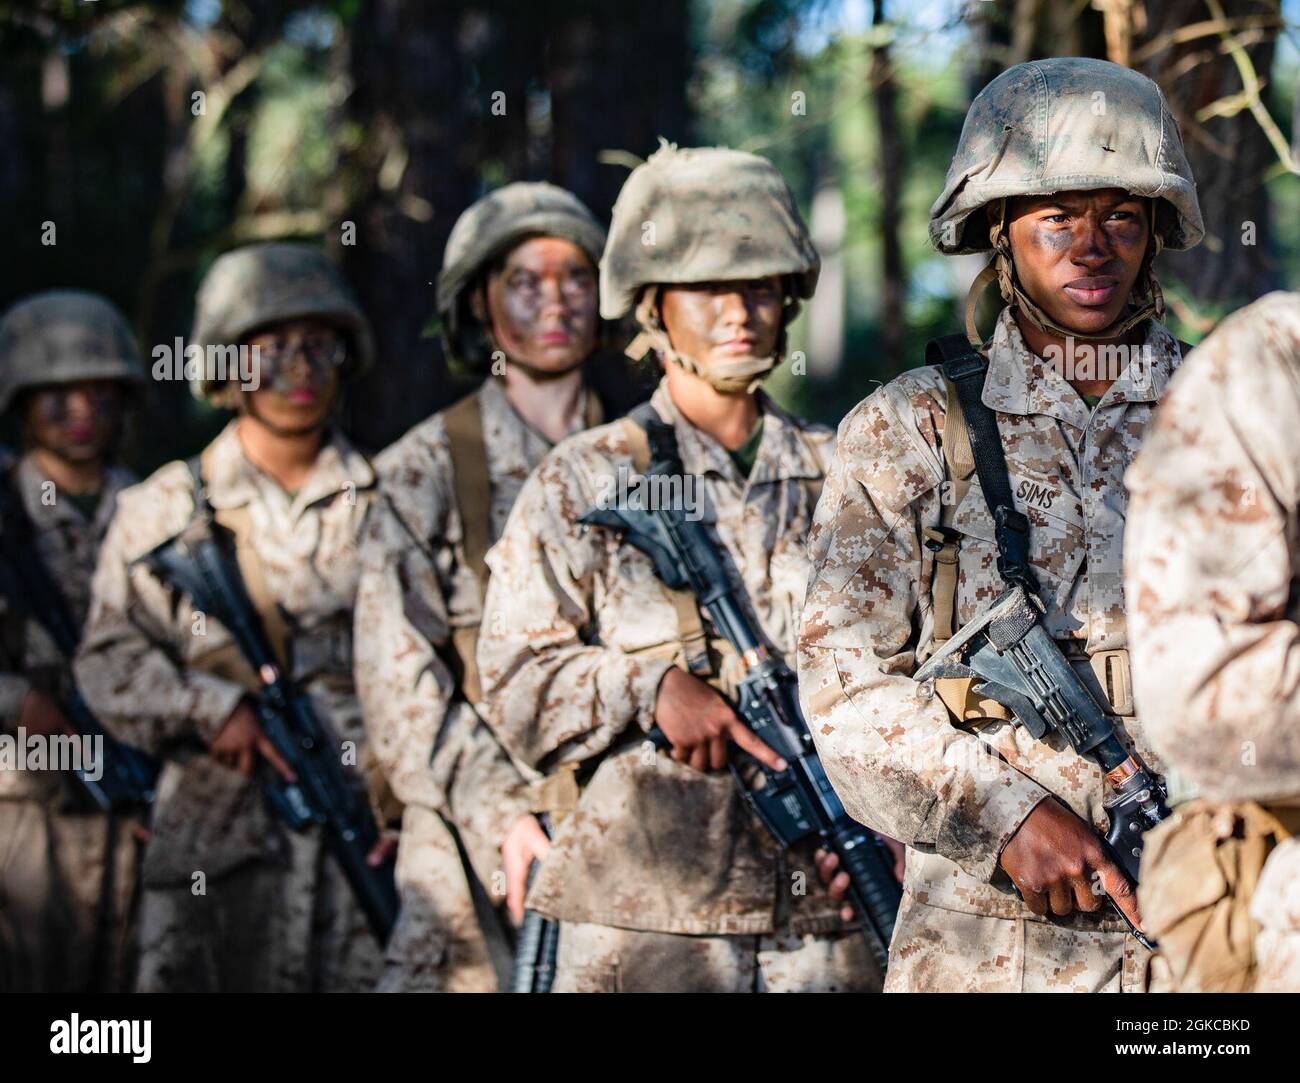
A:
798,383,1051,884
353,483,531,866
477,452,675,773
73,498,247,754
1126,309,1300,803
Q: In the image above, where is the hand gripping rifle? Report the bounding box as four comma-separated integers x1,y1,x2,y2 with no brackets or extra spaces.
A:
579,410,901,973
141,464,398,943
914,584,1167,947
0,473,158,810
509,817,560,994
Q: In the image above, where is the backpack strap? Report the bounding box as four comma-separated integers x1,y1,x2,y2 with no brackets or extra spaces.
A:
925,333,1038,594
924,372,976,642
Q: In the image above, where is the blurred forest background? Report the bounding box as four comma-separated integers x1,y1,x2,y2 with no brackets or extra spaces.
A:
1,0,1297,470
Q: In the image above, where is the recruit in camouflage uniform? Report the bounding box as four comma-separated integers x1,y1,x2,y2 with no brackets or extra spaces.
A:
74,243,386,992
477,144,880,992
0,291,144,992
798,58,1203,992
1126,292,1300,994
353,182,611,992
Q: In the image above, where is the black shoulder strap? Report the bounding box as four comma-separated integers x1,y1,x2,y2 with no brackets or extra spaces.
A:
925,333,1038,593
0,465,83,656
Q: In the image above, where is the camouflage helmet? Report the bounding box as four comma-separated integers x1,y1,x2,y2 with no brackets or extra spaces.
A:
437,182,606,368
0,290,145,414
191,241,374,403
930,57,1203,255
600,142,820,320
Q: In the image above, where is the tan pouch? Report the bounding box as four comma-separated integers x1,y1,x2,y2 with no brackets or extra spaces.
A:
1139,799,1300,992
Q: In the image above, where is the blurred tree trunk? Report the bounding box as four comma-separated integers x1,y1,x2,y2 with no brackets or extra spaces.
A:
1131,0,1282,313
342,0,480,452
548,0,691,214
871,0,905,368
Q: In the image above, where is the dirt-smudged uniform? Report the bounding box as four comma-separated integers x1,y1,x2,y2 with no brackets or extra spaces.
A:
477,379,878,992
0,452,139,991
0,290,147,993
798,306,1184,992
75,243,385,992
75,422,383,991
355,377,593,991
354,180,613,992
1126,291,1300,993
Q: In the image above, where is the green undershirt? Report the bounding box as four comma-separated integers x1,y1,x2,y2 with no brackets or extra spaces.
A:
66,490,102,521
729,417,765,478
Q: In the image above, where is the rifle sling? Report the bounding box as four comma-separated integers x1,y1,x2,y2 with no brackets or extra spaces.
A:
926,333,1038,594
0,465,80,661
443,385,604,704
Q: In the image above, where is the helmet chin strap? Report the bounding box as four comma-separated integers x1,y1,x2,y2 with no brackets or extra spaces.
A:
626,288,785,394
966,197,1165,349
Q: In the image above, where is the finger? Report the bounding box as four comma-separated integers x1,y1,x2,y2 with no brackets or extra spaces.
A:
237,746,255,777
132,824,152,844
670,745,688,764
708,735,727,772
366,836,397,867
1073,870,1103,913
527,834,553,863
257,737,297,783
1019,886,1048,918
830,870,851,903
1097,859,1144,930
841,904,855,923
505,857,530,926
725,721,787,773
1047,881,1073,917
687,743,709,773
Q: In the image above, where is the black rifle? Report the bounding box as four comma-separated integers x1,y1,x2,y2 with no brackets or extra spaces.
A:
914,584,1167,947
923,334,1168,947
141,466,398,944
580,410,901,973
0,472,158,810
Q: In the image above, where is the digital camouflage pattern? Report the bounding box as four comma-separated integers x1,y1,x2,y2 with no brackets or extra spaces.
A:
73,421,384,991
353,377,597,991
0,451,140,992
551,920,870,993
436,182,606,368
477,379,880,991
929,57,1203,256
599,142,820,320
0,291,145,414
190,242,374,402
1126,291,1300,992
798,306,1184,992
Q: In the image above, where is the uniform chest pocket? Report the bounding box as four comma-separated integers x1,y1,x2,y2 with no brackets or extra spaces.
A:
950,471,1086,608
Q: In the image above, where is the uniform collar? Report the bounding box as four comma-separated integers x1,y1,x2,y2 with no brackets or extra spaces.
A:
647,378,822,486
476,375,594,478
203,419,375,514
982,306,1182,428
14,451,134,534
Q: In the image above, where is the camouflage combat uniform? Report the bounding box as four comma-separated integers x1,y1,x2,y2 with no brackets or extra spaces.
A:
1126,292,1300,993
800,308,1186,991
798,58,1203,992
0,291,146,993
357,378,601,991
354,183,611,992
478,378,877,992
74,243,385,992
